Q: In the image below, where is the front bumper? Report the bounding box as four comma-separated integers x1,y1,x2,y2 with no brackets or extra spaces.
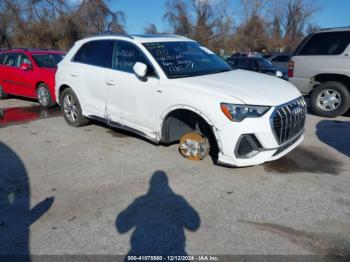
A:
216,98,306,167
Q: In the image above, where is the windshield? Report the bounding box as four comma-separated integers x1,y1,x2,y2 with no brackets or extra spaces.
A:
143,41,231,78
256,58,274,68
32,54,64,68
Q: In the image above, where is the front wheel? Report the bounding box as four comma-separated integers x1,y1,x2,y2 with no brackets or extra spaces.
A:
37,83,55,107
0,84,9,99
179,132,210,161
60,88,89,127
310,81,350,118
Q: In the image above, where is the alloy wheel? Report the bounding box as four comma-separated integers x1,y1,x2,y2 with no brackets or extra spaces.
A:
63,94,78,123
37,86,50,106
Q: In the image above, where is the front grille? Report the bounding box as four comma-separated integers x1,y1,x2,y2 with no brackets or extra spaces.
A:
271,97,307,145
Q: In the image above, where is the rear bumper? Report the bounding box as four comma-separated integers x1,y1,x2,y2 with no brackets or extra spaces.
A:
289,77,313,94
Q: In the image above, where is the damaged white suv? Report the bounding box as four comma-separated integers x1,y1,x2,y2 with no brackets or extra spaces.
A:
55,35,307,167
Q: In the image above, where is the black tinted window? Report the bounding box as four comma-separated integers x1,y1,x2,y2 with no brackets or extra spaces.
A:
238,58,250,68
299,32,350,55
32,54,64,68
113,41,155,76
273,55,290,62
0,54,5,64
3,53,20,67
227,58,238,66
73,40,114,67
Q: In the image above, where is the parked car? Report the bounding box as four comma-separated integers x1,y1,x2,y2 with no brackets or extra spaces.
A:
226,56,288,80
268,53,292,69
289,27,350,117
0,48,65,107
55,34,306,167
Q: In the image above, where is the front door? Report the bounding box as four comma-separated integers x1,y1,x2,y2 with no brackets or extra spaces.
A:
105,40,160,131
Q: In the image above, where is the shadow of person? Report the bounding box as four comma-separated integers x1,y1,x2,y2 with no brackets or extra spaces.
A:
116,171,200,256
316,120,350,158
0,142,54,261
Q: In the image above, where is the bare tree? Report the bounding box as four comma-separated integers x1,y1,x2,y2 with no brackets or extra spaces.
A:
144,24,159,35
164,0,193,36
191,0,218,46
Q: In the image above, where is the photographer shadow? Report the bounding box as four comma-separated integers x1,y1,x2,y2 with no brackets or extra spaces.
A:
116,171,200,256
0,142,54,261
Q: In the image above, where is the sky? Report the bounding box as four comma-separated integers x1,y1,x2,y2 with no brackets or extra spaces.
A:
111,0,350,34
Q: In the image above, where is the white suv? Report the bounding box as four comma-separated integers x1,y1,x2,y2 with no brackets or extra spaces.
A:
55,35,306,167
289,27,350,117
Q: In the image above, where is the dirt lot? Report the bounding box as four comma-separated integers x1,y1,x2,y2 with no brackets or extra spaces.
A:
0,98,350,258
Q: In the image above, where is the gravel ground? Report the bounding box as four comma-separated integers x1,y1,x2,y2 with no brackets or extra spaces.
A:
0,98,349,258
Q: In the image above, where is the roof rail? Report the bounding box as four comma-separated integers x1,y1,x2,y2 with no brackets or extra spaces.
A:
320,26,350,31
0,47,61,52
84,32,134,40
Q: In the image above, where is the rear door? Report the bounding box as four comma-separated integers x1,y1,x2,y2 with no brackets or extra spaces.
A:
70,40,115,118
1,53,23,96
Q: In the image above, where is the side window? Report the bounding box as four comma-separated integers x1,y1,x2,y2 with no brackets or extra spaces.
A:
238,58,250,68
73,40,114,68
113,41,155,76
274,55,290,62
249,59,258,68
3,53,20,67
0,54,5,64
299,32,350,56
19,54,32,66
227,59,238,67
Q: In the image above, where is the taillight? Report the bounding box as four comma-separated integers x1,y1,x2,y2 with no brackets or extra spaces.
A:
288,61,294,78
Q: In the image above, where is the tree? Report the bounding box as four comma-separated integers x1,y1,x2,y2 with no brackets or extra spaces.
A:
163,0,193,36
144,24,159,35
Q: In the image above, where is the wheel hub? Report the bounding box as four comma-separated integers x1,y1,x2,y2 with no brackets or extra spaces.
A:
179,132,210,161
317,89,341,111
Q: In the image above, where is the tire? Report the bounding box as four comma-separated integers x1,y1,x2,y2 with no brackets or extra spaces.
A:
37,83,55,108
60,88,89,127
310,81,350,118
179,132,210,161
0,84,8,99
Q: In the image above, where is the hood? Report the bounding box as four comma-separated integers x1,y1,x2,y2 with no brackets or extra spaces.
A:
174,69,301,106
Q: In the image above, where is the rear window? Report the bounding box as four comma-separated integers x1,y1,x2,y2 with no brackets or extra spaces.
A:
298,31,350,56
73,40,114,68
32,54,64,68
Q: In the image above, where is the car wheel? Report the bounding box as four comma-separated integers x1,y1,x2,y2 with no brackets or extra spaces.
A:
37,83,55,107
0,84,8,99
310,81,350,118
179,132,210,161
60,88,89,127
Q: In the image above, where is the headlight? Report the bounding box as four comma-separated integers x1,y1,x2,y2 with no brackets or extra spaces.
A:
221,103,270,122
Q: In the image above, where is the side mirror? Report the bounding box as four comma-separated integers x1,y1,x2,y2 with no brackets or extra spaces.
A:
133,62,147,79
20,63,32,71
275,71,283,78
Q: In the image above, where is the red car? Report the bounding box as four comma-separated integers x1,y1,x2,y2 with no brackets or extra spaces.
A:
0,48,65,107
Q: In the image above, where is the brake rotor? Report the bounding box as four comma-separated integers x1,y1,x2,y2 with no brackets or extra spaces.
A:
179,132,210,161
